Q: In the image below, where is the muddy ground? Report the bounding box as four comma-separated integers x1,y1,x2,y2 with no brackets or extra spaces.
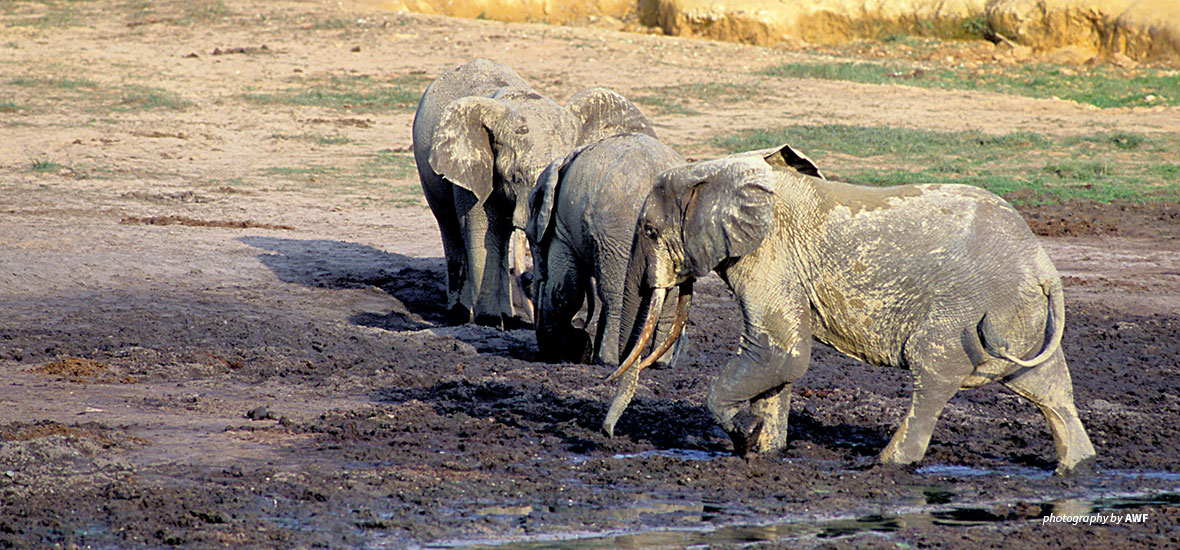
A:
2,1,1179,548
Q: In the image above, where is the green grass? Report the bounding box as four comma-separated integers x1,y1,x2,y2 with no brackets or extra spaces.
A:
243,74,427,112
632,81,767,116
176,0,229,25
0,100,20,113
633,95,699,116
264,166,339,178
269,132,353,145
114,85,193,111
29,157,64,173
762,61,1180,109
259,151,422,206
7,76,99,90
713,124,1180,204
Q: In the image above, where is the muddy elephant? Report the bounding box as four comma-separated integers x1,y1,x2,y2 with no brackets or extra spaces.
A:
612,144,1097,474
526,133,686,370
412,59,653,328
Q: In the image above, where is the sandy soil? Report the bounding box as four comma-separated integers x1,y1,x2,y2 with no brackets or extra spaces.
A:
1,1,1178,548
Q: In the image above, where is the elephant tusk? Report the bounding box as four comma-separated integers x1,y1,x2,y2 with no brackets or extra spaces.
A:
606,287,666,382
633,291,691,374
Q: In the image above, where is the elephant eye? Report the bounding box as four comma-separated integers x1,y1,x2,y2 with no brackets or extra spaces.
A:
643,225,659,240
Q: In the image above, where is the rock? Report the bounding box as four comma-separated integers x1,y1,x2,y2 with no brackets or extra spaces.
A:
1042,43,1098,64
1108,1,1180,63
639,0,987,46
246,406,273,420
987,0,1180,63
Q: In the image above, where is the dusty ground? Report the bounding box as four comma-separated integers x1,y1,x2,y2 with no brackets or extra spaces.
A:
2,1,1179,548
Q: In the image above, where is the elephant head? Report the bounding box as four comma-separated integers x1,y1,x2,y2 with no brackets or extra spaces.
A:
610,144,822,396
429,87,655,232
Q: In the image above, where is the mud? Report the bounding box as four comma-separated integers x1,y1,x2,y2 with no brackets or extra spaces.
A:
2,1,1179,548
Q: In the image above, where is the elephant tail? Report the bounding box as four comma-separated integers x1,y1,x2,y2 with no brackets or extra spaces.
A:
977,279,1065,368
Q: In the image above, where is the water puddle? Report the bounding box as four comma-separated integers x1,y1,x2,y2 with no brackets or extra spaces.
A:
914,464,1052,479
416,456,1180,549
424,489,1180,549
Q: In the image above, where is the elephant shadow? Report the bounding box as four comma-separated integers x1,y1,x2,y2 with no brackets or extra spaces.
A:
379,379,728,455
240,236,540,360
239,236,448,331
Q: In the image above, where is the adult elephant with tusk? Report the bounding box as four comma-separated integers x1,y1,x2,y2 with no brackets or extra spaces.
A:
526,133,684,370
602,144,824,438
614,144,1096,475
413,59,653,329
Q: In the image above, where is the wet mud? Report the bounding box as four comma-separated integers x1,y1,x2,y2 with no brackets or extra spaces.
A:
2,202,1178,549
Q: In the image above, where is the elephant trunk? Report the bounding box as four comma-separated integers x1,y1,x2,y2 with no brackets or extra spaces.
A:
617,238,647,362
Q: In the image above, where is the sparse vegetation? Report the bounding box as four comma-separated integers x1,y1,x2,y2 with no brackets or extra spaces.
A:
634,81,767,115
259,151,421,206
243,74,427,112
177,0,229,25
8,76,99,90
269,133,353,146
714,125,1180,203
114,85,193,111
29,157,64,173
762,61,1179,108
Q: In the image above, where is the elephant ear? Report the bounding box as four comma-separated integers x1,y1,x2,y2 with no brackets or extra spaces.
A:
526,145,587,249
428,96,514,201
739,143,825,179
675,158,777,277
565,87,655,145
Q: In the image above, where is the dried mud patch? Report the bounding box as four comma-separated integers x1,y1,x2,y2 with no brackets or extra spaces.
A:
120,215,295,231
30,356,137,384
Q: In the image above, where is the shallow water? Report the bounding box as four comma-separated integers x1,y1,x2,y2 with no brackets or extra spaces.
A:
416,459,1180,549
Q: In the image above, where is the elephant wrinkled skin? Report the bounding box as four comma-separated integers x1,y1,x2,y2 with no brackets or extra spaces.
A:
412,59,653,328
617,144,1097,474
526,134,688,436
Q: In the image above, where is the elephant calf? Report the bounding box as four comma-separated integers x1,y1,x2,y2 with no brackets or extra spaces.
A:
613,144,1097,474
412,59,654,328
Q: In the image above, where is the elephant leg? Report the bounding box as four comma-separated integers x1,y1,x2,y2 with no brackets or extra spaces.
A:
708,289,811,456
589,232,627,366
880,334,972,466
425,181,472,325
535,238,591,363
707,331,810,457
1000,350,1096,474
473,199,514,328
508,230,534,326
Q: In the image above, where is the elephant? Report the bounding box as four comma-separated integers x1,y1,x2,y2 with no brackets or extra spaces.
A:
526,133,687,379
611,143,1097,474
412,59,654,328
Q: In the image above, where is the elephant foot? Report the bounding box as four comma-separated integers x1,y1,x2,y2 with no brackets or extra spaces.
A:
1056,454,1097,477
728,410,764,458
474,313,504,329
538,327,591,364
446,305,473,326
502,315,533,331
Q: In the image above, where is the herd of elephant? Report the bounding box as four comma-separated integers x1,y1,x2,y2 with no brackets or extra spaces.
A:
411,59,1096,475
